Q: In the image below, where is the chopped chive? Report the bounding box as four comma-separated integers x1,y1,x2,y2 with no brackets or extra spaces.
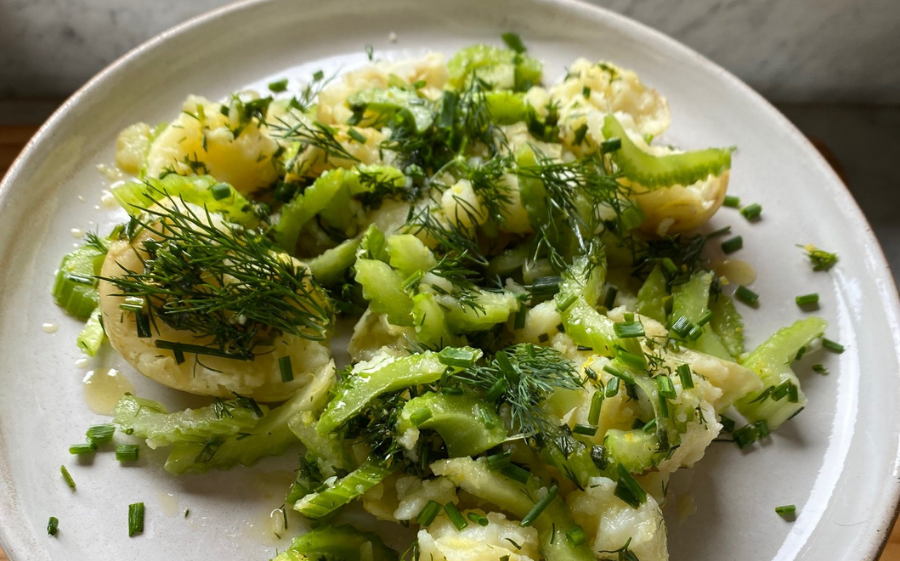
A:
467,512,489,526
605,376,620,397
657,391,669,417
521,485,558,527
600,138,621,154
732,424,759,449
135,310,152,339
47,516,59,536
128,502,145,537
441,386,464,396
687,325,704,341
86,424,115,445
656,375,676,400
603,364,635,385
812,364,829,375
795,293,819,307
614,321,645,339
347,128,367,144
641,418,658,433
514,305,527,330
416,500,442,527
590,445,608,470
438,347,480,368
582,86,591,98
210,183,232,201
278,356,294,383
364,44,374,61
723,195,741,208
268,78,289,93
603,285,618,309
410,408,433,427
721,236,743,254
312,69,324,81
719,415,735,432
557,292,578,313
485,377,509,402
775,504,797,517
573,123,589,146
588,391,604,425
487,451,512,471
60,465,76,489
501,32,526,53
116,444,140,462
677,364,694,389
615,347,645,370
741,203,762,221
787,383,799,403
69,442,97,455
756,419,771,439
444,503,468,530
772,380,792,401
573,423,598,436
795,346,807,361
735,285,759,306
614,464,647,508
413,79,427,89
501,464,531,485
670,316,693,338
566,525,586,546
822,338,845,353
696,310,713,327
660,257,678,275
531,276,562,298
439,91,458,129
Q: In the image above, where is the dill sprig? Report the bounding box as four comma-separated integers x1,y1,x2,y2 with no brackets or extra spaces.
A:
450,343,582,436
631,226,730,284
270,117,360,165
103,195,333,360
404,205,488,266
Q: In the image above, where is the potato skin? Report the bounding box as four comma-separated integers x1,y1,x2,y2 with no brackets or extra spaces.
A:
98,233,332,402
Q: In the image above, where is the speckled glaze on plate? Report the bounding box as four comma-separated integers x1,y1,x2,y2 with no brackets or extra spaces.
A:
1,0,899,560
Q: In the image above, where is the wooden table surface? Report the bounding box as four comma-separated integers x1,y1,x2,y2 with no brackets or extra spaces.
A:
1,125,898,561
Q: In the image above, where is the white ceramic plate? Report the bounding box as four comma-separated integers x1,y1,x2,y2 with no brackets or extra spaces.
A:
2,0,900,559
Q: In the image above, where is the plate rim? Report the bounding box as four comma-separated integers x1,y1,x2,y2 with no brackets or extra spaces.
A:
1,0,899,559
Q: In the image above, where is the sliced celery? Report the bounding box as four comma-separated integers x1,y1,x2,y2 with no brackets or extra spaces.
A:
710,293,745,358
412,292,464,348
317,352,453,434
397,392,506,457
288,411,352,472
307,237,361,286
387,234,436,276
447,45,542,91
671,270,731,359
52,243,107,319
275,168,352,252
555,247,617,356
484,90,529,124
354,258,414,326
736,317,827,429
347,87,434,133
443,290,519,333
602,115,733,188
281,525,397,561
76,307,105,357
634,265,668,323
294,462,396,519
604,429,660,473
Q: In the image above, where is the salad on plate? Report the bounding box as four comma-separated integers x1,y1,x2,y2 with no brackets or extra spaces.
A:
50,35,841,561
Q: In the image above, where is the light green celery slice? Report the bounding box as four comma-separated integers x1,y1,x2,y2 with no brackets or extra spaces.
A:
347,87,434,132
288,411,352,472
484,90,529,124
602,114,733,188
354,258,414,326
397,392,506,457
275,168,352,252
447,45,542,91
112,174,258,225
672,270,731,359
710,293,745,358
294,462,396,519
76,307,106,357
634,265,668,323
412,292,464,348
52,243,107,319
387,234,436,277
280,525,398,561
736,317,827,428
443,290,519,333
307,237,361,286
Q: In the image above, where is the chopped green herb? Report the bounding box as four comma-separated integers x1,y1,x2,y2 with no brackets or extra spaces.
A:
467,512,489,526
799,244,838,271
677,364,694,389
347,127,367,144
86,423,115,445
47,516,59,536
566,525,587,546
613,321,645,339
795,293,819,307
116,444,140,462
501,32,527,53
487,451,512,471
60,465,76,489
721,236,743,254
732,424,759,449
501,464,531,485
775,504,797,517
279,356,294,383
614,464,647,508
573,423,598,436
735,285,759,306
588,391,604,425
268,78,289,93
520,485,558,527
365,44,374,61
69,442,97,455
416,500,443,527
723,195,741,208
812,364,829,375
444,502,468,530
128,502,145,537
741,203,762,221
822,338,845,353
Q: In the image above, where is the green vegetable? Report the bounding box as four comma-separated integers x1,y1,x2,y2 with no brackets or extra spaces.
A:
47,516,59,536
433,457,595,561
347,87,434,133
799,244,838,271
116,444,140,462
288,411,352,472
275,168,354,252
634,265,668,323
278,525,397,561
736,317,827,428
112,174,259,225
484,91,529,124
602,114,733,188
307,237,361,286
86,424,115,445
354,258,414,326
293,462,396,519
671,270,731,359
60,465,76,489
128,502,144,536
413,292,465,348
443,289,519,333
554,247,617,357
604,429,660,473
317,351,460,434
710,293,745,358
76,307,105,356
387,234,437,277
447,44,543,91
52,239,107,319
397,392,507,457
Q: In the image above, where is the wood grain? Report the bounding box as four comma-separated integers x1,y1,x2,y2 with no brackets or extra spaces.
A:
0,126,897,561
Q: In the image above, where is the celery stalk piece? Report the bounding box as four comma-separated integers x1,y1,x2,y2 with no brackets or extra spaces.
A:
387,234,437,277
603,428,661,473
307,237,362,286
354,258,414,326
602,114,733,188
316,351,463,435
111,174,260,226
76,306,106,357
447,44,542,91
293,462,396,519
433,457,595,561
443,289,520,333
397,392,507,457
163,369,333,474
671,270,732,359
288,411,352,472
275,168,352,252
554,246,617,357
280,525,398,561
710,293,745,358
634,265,669,323
484,90,529,125
347,87,435,133
736,317,828,429
413,292,465,348
52,241,107,319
